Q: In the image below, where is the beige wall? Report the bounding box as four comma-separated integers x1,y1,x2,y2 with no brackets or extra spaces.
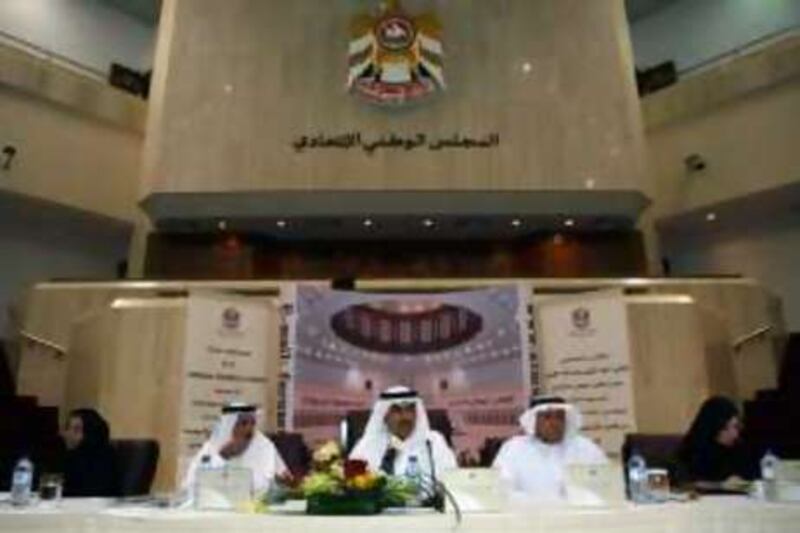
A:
662,215,800,331
643,35,800,217
0,44,145,222
643,36,800,331
141,0,648,196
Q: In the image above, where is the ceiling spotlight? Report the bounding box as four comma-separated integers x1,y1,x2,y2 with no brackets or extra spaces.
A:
584,178,596,190
276,219,287,228
706,212,717,222
511,219,522,228
217,220,228,231
521,61,532,73
363,218,374,228
564,218,575,227
422,218,435,228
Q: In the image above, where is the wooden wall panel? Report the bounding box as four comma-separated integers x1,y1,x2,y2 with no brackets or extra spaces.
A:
144,232,648,280
627,297,711,434
66,300,187,492
652,283,781,400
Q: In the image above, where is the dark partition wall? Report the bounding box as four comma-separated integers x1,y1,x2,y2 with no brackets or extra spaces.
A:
144,231,647,280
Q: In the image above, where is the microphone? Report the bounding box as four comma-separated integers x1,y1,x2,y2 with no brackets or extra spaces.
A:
420,439,461,525
424,440,444,513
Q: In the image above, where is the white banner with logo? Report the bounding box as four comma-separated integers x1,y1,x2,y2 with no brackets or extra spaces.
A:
176,292,269,482
537,289,636,456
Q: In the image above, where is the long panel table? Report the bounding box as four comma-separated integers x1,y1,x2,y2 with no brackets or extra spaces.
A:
1,497,799,533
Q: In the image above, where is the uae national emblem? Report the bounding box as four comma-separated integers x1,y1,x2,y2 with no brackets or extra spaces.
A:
348,0,445,106
571,307,591,332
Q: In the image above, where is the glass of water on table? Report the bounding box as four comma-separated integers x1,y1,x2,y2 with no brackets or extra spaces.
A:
39,473,64,506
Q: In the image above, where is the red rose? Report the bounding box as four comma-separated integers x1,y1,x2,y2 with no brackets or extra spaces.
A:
344,459,368,479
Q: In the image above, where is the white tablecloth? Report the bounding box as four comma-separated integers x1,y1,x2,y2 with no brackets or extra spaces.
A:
0,496,798,532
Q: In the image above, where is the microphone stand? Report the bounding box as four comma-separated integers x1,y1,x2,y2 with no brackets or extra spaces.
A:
424,439,462,526
425,439,444,511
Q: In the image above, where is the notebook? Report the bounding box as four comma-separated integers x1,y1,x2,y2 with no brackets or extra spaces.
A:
565,462,626,505
195,466,253,511
441,468,505,512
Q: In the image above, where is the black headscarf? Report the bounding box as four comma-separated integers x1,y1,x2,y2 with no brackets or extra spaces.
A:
678,397,756,482
63,409,118,497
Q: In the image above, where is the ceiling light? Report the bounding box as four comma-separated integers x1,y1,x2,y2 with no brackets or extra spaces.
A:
276,220,287,228
564,218,575,227
706,212,717,222
363,218,374,228
422,218,435,228
511,219,522,228
217,220,227,231
521,61,532,73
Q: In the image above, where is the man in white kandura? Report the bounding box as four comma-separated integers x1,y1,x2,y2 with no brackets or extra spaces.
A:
183,403,288,495
350,386,458,479
493,395,608,503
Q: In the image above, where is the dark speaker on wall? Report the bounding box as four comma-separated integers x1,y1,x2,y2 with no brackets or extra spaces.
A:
636,61,677,96
332,277,356,291
109,63,150,100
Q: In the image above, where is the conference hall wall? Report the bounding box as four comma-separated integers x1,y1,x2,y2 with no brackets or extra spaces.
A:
140,0,647,197
16,278,781,490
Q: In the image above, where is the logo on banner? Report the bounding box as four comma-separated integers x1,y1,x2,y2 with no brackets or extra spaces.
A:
221,307,242,332
570,307,595,336
348,0,445,106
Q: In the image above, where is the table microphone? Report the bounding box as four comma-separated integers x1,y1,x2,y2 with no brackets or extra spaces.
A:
425,439,445,512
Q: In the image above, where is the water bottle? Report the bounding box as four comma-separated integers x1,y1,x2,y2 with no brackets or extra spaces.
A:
404,455,423,504
405,455,421,484
761,449,779,480
10,457,34,507
193,455,212,509
760,449,779,501
627,451,649,503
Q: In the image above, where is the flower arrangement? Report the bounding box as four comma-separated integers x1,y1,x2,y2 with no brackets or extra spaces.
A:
301,441,415,515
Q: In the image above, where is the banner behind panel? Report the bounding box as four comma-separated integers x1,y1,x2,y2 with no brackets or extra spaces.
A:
177,292,269,483
538,290,636,456
289,284,532,463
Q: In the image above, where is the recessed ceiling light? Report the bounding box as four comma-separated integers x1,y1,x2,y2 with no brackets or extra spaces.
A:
521,61,532,73
706,212,717,222
363,218,374,228
584,178,596,189
511,219,522,228
217,220,227,231
276,219,287,228
564,218,575,227
422,218,435,228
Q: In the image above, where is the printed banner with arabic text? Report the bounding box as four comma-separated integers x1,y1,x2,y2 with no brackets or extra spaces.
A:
288,284,532,464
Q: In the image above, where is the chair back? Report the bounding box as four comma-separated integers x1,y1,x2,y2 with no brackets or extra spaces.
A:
622,433,683,482
344,409,453,452
112,439,159,496
267,432,311,477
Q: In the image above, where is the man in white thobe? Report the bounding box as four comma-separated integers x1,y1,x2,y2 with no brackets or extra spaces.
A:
183,403,288,495
350,386,457,480
493,396,608,503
